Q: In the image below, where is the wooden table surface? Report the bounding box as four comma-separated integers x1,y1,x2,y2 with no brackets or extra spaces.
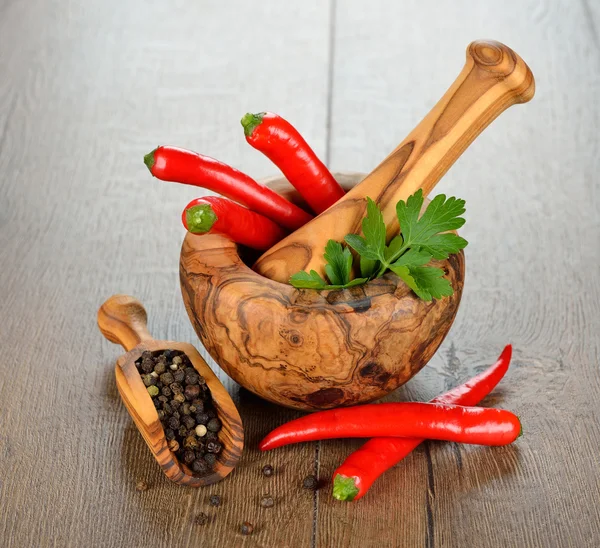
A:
1,1,599,547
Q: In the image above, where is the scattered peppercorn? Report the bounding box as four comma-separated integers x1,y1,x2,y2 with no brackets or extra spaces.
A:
302,475,319,491
240,522,254,536
260,495,274,508
262,465,274,477
209,494,221,507
194,512,208,526
135,480,149,492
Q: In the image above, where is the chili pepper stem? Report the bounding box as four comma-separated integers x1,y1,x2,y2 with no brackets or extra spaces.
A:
185,205,218,234
332,474,360,502
241,112,265,137
143,149,156,171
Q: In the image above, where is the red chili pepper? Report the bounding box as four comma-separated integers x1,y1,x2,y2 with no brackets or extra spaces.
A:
241,112,345,214
332,345,512,501
144,146,312,231
259,401,521,451
183,197,288,251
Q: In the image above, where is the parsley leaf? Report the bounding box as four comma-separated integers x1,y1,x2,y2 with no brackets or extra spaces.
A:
289,240,367,290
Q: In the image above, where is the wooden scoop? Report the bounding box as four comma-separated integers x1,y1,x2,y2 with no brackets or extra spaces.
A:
97,294,243,486
254,40,535,283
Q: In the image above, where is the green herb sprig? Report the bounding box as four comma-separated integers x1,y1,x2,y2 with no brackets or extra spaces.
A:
289,190,468,301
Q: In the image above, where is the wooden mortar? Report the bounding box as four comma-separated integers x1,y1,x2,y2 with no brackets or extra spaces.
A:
180,173,464,411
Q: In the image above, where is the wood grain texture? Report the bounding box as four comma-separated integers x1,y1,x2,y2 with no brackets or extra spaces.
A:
97,295,244,486
254,40,534,283
180,174,465,411
1,0,600,547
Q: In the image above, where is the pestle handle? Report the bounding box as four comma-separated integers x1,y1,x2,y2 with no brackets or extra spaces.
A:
253,40,535,283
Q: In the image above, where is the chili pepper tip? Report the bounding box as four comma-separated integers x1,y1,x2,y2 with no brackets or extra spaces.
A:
332,474,360,502
184,204,218,234
143,149,156,171
241,112,265,137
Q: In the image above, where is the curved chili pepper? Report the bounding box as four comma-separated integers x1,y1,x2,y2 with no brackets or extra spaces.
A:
259,402,521,451
332,345,512,501
183,197,287,251
144,146,312,231
241,112,345,214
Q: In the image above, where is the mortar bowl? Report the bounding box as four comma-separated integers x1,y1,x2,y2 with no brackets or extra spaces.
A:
180,173,465,411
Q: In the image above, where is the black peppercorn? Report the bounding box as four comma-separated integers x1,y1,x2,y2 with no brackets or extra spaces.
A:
158,395,168,403
302,475,319,490
207,441,222,454
159,372,174,385
198,375,206,385
164,428,175,440
163,349,173,360
185,371,200,385
182,415,196,429
184,384,201,401
142,374,156,387
141,359,154,374
206,418,221,432
191,400,204,412
184,435,199,450
206,431,218,442
161,386,172,398
260,495,274,508
192,459,208,474
173,393,186,404
182,403,191,416
170,382,183,394
178,425,189,438
170,399,181,410
168,416,180,429
204,453,217,466
194,512,208,526
195,413,209,425
183,450,196,464
240,522,254,536
173,369,185,383
171,410,180,420
141,351,153,361
157,410,166,421
206,410,217,419
262,464,274,477
162,402,172,415
209,494,221,507
153,399,161,409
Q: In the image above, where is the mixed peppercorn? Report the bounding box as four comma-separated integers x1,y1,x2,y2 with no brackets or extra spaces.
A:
135,349,223,476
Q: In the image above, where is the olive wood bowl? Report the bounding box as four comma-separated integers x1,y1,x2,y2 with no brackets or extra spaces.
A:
98,295,244,486
180,174,464,411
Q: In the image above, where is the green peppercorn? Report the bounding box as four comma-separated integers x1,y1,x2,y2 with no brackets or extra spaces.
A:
183,450,195,464
240,522,254,536
209,494,221,507
204,453,217,466
207,418,221,432
194,512,208,526
147,385,159,397
192,459,208,474
142,374,156,387
159,372,174,385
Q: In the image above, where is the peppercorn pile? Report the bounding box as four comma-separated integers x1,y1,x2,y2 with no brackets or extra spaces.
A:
135,349,223,476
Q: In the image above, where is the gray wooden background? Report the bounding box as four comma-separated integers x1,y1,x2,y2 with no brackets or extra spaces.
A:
1,0,599,547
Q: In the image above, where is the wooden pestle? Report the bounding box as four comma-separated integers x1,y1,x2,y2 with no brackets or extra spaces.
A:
253,40,535,283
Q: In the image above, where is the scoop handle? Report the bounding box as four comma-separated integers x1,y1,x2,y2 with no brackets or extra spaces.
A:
253,39,535,283
97,295,152,352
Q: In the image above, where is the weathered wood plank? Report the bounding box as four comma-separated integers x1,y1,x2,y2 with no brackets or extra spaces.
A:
318,1,600,546
0,0,331,546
